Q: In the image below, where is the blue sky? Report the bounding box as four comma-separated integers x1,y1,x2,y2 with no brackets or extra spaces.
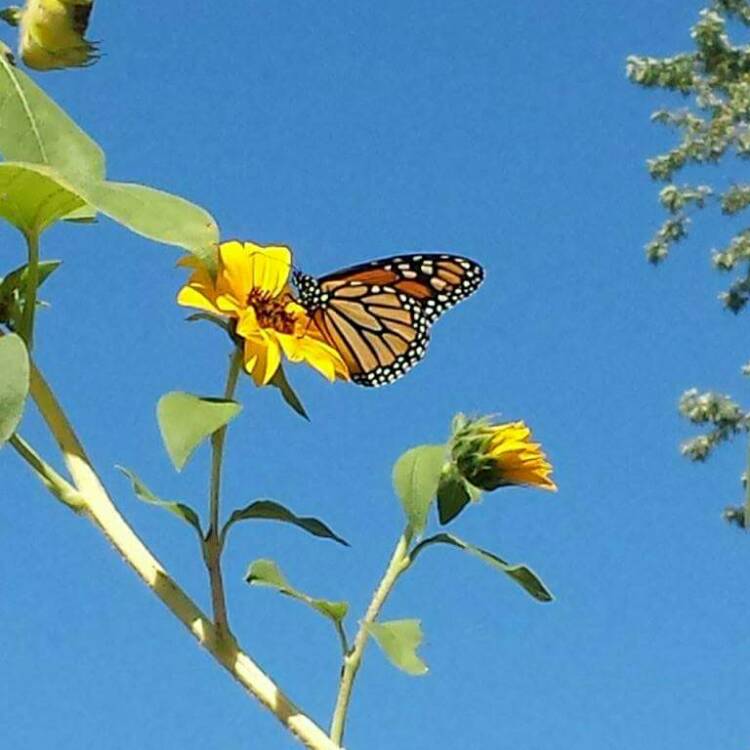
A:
2,1,749,748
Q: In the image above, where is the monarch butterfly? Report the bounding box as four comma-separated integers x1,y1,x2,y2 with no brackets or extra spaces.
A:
293,253,484,387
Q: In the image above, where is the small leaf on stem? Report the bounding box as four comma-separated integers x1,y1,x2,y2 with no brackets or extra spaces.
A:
410,532,553,602
223,499,349,546
116,466,203,538
245,558,349,627
365,619,428,676
157,391,242,471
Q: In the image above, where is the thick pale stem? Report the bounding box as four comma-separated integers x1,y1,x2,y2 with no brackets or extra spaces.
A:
20,230,40,349
25,358,339,750
205,346,244,643
329,530,412,745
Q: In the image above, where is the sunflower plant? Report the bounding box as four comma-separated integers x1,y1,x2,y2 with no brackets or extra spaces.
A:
0,16,559,750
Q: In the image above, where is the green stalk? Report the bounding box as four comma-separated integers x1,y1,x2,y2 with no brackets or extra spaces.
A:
329,529,412,745
19,230,40,349
204,346,244,644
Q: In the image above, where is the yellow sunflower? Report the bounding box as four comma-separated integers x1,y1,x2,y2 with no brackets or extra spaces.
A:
451,416,557,492
178,240,349,386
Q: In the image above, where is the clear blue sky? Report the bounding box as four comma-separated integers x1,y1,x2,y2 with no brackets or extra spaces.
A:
2,2,748,748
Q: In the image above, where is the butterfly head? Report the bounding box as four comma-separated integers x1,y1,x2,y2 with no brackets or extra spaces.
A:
292,269,323,311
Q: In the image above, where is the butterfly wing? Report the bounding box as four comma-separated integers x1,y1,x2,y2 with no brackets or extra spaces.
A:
298,254,484,387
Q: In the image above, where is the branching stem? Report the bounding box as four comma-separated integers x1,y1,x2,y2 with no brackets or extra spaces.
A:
19,353,339,749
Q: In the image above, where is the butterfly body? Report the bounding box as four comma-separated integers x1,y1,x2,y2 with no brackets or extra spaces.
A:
294,254,484,387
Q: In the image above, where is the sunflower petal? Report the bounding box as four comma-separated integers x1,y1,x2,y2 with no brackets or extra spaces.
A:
246,243,292,297
244,330,282,386
216,240,253,305
278,332,349,382
177,264,220,314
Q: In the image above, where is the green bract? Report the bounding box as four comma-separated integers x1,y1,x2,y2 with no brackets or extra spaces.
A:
0,259,60,330
436,465,477,525
269,365,309,420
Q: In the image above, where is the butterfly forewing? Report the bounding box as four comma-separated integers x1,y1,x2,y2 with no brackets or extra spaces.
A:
295,253,484,387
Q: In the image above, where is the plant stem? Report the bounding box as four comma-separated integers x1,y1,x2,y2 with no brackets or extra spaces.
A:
19,230,40,349
334,621,349,657
204,346,243,645
23,354,339,749
329,529,412,745
9,432,85,512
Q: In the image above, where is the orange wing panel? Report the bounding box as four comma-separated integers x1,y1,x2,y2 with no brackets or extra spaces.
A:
394,280,433,299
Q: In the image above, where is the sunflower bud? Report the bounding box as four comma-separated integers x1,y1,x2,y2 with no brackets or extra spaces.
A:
18,0,99,71
450,415,556,493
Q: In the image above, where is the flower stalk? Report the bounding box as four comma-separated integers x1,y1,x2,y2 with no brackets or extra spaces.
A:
204,345,244,644
19,230,40,349
330,528,413,745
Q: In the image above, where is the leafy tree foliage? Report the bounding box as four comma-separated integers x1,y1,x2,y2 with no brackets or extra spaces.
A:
628,1,750,524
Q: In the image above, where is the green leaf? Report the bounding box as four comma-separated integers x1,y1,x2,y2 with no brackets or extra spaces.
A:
116,466,203,538
0,333,29,445
223,499,349,546
436,468,475,525
0,162,218,259
365,619,428,676
245,559,348,625
392,444,446,535
0,54,105,182
268,364,309,420
0,162,86,234
410,532,553,602
0,58,219,252
156,391,242,471
72,179,219,265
